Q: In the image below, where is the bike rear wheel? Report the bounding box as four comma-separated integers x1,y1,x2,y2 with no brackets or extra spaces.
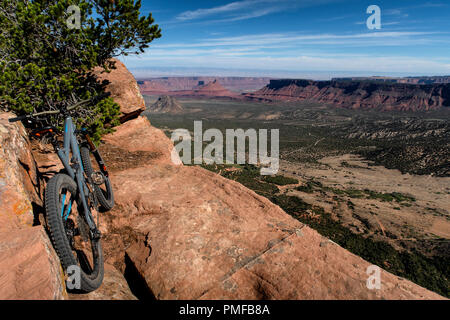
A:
45,173,104,293
80,146,114,211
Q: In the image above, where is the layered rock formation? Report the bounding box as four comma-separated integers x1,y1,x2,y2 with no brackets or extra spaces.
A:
148,96,184,114
138,77,271,94
161,80,241,99
1,61,446,300
333,76,450,85
246,79,450,111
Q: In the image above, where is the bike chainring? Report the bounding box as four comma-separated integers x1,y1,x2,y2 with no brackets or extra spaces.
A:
91,171,105,185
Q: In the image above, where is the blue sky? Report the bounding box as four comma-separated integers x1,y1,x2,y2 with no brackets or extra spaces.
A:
121,0,450,79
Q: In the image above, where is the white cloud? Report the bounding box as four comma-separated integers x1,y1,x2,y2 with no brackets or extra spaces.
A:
176,0,280,21
175,0,345,23
123,51,450,76
152,31,441,48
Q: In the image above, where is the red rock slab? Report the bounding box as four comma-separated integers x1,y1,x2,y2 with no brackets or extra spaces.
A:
107,164,444,300
102,116,181,166
199,227,444,300
69,264,137,300
0,226,66,300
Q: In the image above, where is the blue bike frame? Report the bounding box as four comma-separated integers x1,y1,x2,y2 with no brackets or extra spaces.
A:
57,116,97,231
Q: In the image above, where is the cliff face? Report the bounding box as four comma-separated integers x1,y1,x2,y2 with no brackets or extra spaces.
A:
0,113,66,300
0,63,446,300
246,79,450,111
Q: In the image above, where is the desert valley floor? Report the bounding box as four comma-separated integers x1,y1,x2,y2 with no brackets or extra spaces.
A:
143,95,450,297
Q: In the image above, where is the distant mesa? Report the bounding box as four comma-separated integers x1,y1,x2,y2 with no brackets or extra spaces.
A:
246,79,450,111
138,76,271,95
148,95,184,114
146,79,242,99
332,76,450,85
138,80,169,94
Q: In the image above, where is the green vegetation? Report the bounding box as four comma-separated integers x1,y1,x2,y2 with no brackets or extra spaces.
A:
364,190,416,202
294,180,415,204
296,180,322,193
322,186,416,203
201,164,449,298
0,0,161,140
263,175,298,186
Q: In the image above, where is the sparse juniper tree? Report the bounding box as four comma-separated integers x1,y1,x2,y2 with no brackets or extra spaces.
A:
0,0,161,140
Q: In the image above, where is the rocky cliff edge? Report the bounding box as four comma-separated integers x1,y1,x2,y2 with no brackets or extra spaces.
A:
0,62,445,300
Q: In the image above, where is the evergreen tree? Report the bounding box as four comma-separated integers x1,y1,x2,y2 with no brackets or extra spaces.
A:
0,0,161,140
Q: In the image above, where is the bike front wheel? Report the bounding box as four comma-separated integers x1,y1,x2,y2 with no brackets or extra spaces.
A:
45,173,104,293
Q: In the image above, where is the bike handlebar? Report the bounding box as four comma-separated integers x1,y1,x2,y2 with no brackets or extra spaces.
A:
8,95,107,123
8,114,30,123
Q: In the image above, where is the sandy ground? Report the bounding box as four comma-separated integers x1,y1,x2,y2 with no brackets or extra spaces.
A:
278,154,450,253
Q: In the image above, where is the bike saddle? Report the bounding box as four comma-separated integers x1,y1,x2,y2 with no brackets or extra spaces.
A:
31,126,58,138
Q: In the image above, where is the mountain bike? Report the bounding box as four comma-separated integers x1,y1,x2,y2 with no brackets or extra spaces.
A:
9,99,114,292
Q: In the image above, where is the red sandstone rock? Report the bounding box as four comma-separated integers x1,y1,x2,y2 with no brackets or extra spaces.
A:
0,226,66,300
94,59,146,122
103,161,444,300
0,113,40,232
102,116,182,166
68,264,137,300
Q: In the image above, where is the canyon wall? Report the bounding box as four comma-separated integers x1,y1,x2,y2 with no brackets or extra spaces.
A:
333,76,450,85
246,79,450,111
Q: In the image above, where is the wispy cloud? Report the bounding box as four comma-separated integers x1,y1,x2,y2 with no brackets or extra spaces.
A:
124,52,450,77
175,0,345,23
153,31,442,48
175,0,281,21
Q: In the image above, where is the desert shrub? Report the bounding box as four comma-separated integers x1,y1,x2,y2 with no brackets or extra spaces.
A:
263,175,298,186
296,183,314,193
